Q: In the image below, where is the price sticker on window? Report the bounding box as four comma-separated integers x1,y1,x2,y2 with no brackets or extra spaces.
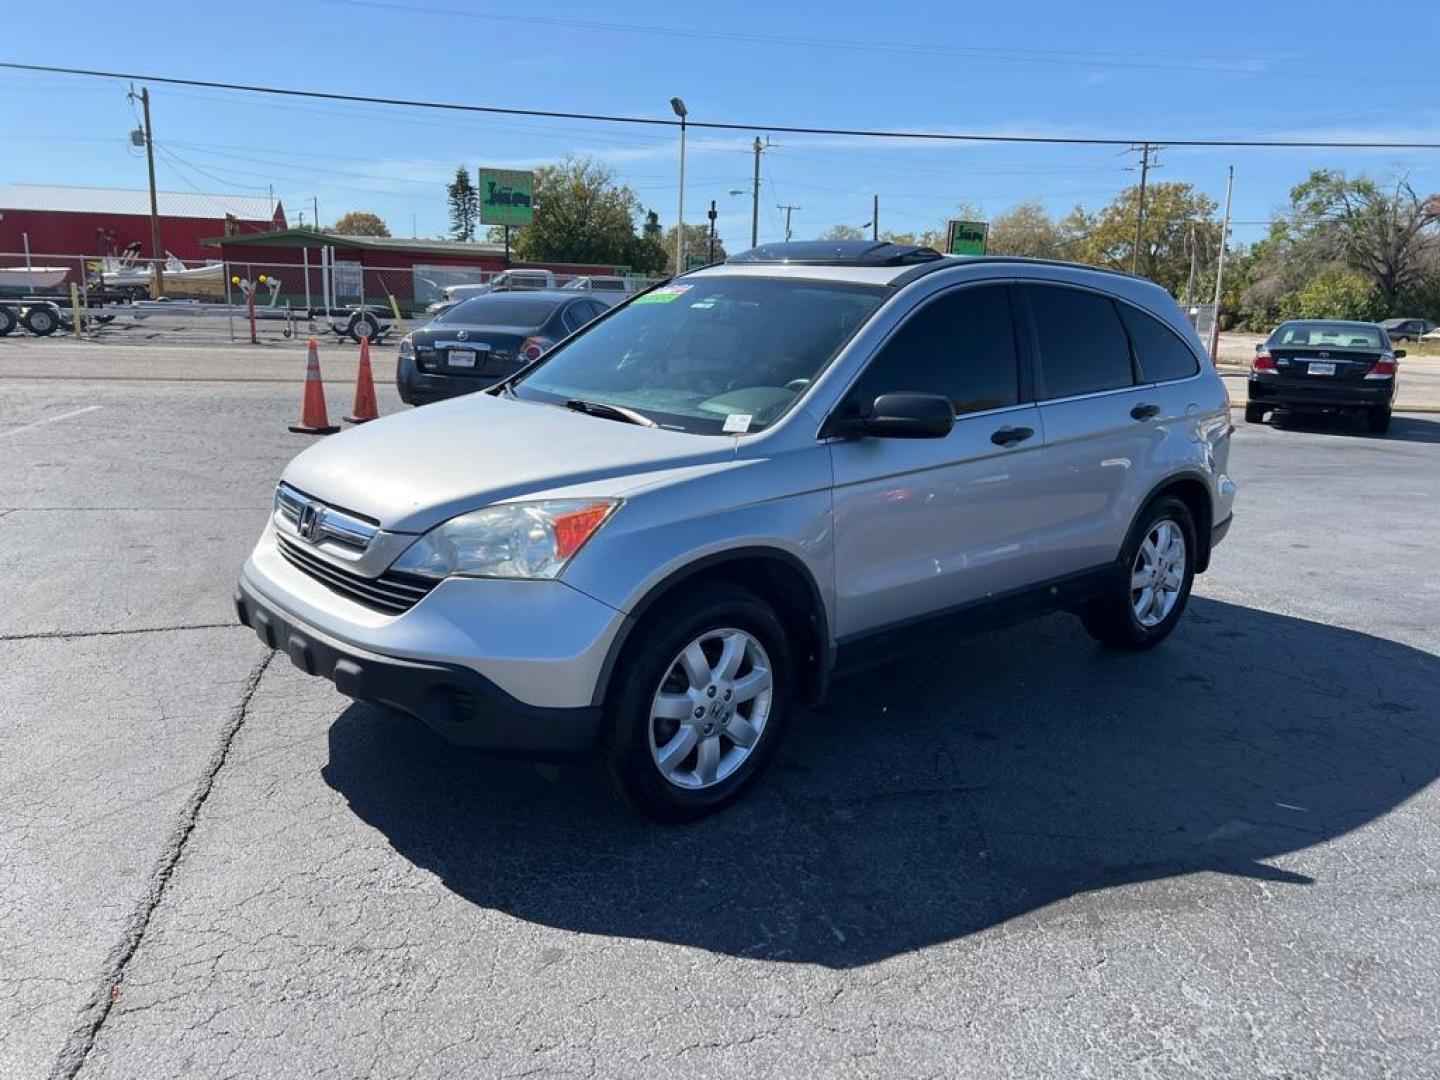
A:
722,413,753,434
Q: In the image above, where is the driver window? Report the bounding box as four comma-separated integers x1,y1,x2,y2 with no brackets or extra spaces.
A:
846,285,1020,417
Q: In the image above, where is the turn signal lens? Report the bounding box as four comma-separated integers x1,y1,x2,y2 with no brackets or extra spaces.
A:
1251,352,1277,372
551,503,615,560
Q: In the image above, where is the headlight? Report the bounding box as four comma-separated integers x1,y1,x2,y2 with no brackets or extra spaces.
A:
397,333,414,359
389,499,619,581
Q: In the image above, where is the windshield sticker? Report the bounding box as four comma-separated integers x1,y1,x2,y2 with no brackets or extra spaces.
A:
722,413,753,434
633,284,692,305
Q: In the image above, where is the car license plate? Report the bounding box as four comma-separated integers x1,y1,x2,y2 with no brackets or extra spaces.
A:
449,349,476,368
1308,361,1336,376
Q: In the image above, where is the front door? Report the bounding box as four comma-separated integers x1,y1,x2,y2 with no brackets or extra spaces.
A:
829,283,1049,639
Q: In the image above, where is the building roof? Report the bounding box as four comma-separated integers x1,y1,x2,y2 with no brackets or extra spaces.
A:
0,184,281,221
204,227,509,258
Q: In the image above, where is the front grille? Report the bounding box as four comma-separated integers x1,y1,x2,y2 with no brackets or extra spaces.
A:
277,535,435,614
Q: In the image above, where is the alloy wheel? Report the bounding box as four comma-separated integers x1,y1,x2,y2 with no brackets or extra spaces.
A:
1130,519,1187,628
648,627,774,790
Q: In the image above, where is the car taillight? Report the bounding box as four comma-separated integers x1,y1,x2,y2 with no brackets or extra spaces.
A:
1365,358,1397,379
1251,352,1277,372
520,336,553,362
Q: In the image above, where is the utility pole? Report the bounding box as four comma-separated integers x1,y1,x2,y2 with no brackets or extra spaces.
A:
128,85,165,297
778,204,801,242
1208,165,1235,363
872,194,879,241
1184,222,1198,310
707,199,718,263
313,196,320,231
750,136,769,248
1130,142,1156,276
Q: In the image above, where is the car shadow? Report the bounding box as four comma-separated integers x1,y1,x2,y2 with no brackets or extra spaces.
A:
1268,411,1440,445
322,598,1439,969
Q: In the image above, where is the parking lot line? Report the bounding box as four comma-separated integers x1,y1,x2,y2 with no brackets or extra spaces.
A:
0,404,102,438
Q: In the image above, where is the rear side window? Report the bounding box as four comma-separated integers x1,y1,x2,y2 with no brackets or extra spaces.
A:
1118,304,1200,382
1027,285,1134,399
561,303,589,333
848,285,1019,416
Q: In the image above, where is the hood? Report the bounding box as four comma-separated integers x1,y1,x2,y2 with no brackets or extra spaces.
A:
282,392,735,533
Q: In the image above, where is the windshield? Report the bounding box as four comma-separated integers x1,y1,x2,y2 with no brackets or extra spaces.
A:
435,296,560,326
1270,322,1384,349
510,276,886,434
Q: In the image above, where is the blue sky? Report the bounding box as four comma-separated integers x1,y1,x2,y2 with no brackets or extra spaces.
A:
4,0,1439,253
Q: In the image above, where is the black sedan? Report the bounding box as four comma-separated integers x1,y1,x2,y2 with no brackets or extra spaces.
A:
396,291,612,405
1379,317,1435,344
1246,319,1402,433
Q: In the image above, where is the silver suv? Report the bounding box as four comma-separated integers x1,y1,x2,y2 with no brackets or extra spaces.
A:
236,241,1235,821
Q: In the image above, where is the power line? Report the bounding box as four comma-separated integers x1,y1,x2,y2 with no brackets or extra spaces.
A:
6,62,1440,150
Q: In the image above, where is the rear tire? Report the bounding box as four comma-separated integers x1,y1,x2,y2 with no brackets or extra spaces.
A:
0,305,16,336
1081,495,1197,651
1367,407,1392,434
1243,403,1266,424
602,581,793,822
22,304,59,336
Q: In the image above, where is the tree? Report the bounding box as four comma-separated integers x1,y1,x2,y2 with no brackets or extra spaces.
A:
659,223,727,273
446,166,478,241
331,211,390,237
987,202,1063,258
1287,170,1440,309
1074,182,1220,296
820,224,866,241
512,157,649,267
642,209,664,245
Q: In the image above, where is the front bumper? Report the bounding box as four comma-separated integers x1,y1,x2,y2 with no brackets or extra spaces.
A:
235,575,603,758
1247,376,1395,411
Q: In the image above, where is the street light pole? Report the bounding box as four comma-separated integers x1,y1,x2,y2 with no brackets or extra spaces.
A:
671,97,688,272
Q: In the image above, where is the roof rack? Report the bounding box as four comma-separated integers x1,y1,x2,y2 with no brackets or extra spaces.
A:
726,240,944,267
889,254,1147,288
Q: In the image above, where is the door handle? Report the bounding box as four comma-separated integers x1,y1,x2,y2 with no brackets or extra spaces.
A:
990,425,1035,447
1130,403,1160,421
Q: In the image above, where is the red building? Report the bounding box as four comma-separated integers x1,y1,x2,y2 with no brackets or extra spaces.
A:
0,184,285,262
208,229,634,313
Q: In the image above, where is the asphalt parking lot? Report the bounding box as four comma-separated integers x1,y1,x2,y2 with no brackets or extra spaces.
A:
2,340,1439,1078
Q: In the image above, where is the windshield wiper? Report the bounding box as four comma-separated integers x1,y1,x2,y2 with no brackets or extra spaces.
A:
564,398,657,428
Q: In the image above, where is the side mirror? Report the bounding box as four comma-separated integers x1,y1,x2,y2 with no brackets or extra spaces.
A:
1394,348,1407,359
1254,341,1268,352
860,393,954,439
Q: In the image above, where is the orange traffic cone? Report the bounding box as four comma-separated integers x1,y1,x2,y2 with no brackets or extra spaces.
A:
288,339,340,435
344,336,380,424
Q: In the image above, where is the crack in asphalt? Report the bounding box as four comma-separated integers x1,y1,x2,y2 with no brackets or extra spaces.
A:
47,650,276,1080
0,623,242,643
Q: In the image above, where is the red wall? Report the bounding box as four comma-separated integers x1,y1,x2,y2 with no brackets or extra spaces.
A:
0,209,280,262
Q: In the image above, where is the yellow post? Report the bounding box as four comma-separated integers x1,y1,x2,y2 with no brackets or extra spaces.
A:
386,293,407,334
69,282,83,339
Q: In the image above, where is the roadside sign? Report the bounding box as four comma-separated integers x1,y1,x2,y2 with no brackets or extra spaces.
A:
478,168,535,227
946,220,988,256
685,254,708,271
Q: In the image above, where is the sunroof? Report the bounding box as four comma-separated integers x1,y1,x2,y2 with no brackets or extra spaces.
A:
726,240,944,267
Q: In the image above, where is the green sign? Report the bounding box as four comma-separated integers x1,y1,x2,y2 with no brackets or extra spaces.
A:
946,219,988,256
685,253,708,271
478,168,535,227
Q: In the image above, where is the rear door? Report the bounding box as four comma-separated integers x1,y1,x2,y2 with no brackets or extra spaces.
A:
1021,283,1158,574
829,283,1049,637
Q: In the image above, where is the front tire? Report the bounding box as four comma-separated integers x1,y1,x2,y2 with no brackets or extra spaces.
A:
603,581,793,822
1081,496,1197,651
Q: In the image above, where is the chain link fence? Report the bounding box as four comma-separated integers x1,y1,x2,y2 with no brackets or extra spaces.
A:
1,251,653,347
